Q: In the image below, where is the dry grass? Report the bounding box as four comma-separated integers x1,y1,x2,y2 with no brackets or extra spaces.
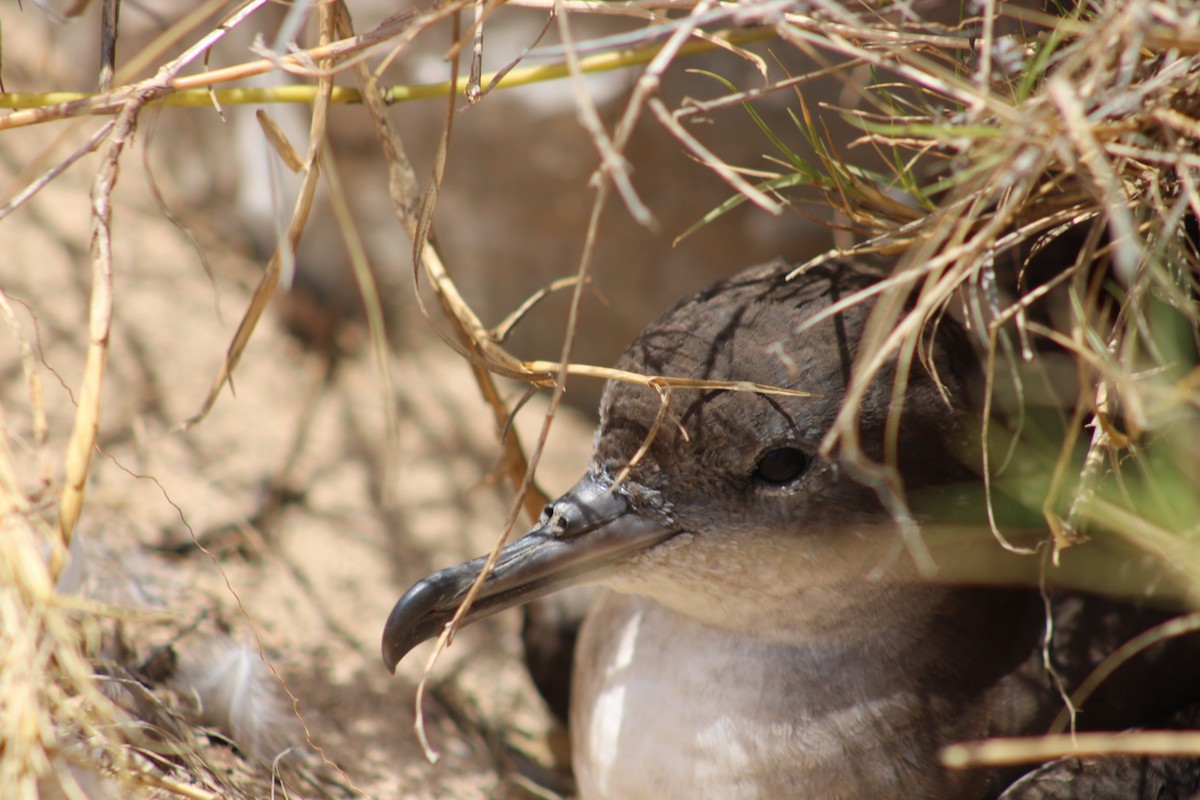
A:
2,0,1199,794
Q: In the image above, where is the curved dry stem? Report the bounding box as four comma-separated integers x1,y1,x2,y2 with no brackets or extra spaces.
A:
491,276,588,344
610,380,674,490
184,2,335,428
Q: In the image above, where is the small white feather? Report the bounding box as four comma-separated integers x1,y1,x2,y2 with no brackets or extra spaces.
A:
178,635,294,763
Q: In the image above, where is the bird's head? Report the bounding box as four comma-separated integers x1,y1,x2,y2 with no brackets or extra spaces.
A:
383,260,980,670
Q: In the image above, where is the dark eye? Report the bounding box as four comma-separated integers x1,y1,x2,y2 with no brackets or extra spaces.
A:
753,447,810,485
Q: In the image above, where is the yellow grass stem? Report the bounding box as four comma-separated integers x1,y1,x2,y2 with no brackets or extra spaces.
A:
0,27,774,112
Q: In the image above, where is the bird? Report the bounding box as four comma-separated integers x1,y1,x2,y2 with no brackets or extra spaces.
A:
383,259,1200,799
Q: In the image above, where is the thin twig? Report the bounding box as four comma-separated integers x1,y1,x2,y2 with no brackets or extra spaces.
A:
0,121,115,221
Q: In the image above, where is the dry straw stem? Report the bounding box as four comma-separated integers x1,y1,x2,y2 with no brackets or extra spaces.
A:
2,450,174,798
0,5,408,131
1,514,112,799
319,142,404,504
0,301,132,800
0,292,51,489
58,0,276,568
185,2,338,428
0,24,773,120
942,730,1200,770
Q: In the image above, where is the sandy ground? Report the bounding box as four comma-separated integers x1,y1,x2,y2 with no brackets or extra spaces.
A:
1,0,838,410
1,101,595,799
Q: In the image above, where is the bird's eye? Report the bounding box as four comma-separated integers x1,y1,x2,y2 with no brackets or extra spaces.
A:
753,447,810,485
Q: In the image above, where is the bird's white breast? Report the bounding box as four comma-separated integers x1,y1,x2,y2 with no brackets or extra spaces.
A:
570,591,988,800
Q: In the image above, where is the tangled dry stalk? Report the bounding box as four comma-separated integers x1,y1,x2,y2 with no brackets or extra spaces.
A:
2,0,1199,796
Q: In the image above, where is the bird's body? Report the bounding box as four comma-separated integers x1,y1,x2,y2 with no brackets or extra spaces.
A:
573,590,1026,800
383,260,1200,799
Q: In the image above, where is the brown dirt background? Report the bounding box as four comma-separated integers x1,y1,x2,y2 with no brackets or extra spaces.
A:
3,114,584,798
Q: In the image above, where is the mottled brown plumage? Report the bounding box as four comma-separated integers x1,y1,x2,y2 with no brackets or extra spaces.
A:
384,260,1200,799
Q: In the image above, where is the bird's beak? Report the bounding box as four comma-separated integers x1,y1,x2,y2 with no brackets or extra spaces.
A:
382,473,676,673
